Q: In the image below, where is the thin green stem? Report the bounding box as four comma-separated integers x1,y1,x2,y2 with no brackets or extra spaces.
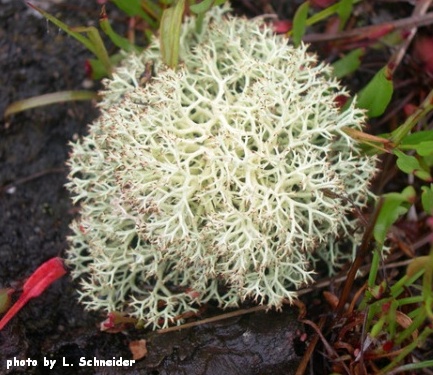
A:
390,88,433,146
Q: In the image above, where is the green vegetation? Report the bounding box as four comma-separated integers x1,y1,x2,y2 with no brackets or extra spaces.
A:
3,0,433,373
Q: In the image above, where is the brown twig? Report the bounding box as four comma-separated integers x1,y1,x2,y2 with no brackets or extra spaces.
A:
335,198,384,317
388,0,433,75
303,12,433,44
156,304,268,334
295,316,327,375
0,167,65,193
297,318,352,375
156,296,304,334
297,258,412,297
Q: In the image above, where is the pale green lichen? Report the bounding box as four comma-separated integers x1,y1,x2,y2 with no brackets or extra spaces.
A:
66,5,376,329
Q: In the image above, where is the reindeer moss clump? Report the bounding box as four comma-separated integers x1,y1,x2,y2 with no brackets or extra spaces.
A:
66,6,376,329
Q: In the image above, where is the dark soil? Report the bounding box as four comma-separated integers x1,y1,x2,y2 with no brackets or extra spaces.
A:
0,1,304,374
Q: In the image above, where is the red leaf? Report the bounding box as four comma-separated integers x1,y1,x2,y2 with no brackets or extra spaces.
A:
0,257,66,330
84,60,93,79
129,339,148,360
382,340,394,352
273,20,292,34
414,36,433,74
403,103,417,117
311,0,337,8
334,94,348,108
100,311,138,332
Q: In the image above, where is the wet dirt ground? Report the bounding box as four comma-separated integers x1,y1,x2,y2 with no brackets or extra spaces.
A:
0,1,304,374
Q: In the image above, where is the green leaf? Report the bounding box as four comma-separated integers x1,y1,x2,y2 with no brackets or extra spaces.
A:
292,1,310,47
87,53,124,80
72,26,113,77
357,65,393,118
111,0,143,16
141,0,164,21
190,0,215,14
399,131,433,156
370,317,386,338
374,186,416,244
337,0,353,30
160,0,185,69
0,289,12,314
394,149,432,181
414,141,433,156
99,10,142,53
28,3,97,54
395,149,423,173
421,184,433,215
400,130,433,145
111,0,157,27
27,4,113,78
390,89,433,146
332,48,364,79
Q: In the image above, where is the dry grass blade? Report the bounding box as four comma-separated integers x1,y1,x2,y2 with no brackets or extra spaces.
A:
4,91,98,118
